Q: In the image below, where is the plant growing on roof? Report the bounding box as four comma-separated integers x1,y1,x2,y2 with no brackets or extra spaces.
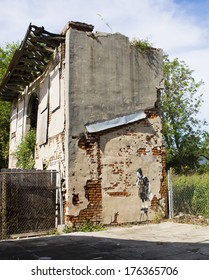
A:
131,38,153,53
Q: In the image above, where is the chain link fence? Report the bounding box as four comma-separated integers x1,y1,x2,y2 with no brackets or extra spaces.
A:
168,170,209,219
0,169,63,240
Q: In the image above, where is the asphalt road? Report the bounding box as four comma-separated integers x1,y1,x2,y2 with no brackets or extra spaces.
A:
1,222,209,260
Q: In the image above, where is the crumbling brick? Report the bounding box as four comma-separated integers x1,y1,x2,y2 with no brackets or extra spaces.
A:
137,148,147,155
107,191,130,197
70,179,102,227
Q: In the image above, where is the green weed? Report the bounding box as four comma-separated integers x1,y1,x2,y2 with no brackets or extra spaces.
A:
77,220,106,232
172,173,209,218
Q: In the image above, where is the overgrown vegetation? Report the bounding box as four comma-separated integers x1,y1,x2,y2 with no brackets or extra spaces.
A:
0,101,11,168
162,56,207,174
62,225,74,234
172,173,209,218
15,129,36,169
153,210,164,223
0,42,18,82
131,38,153,52
63,220,106,233
77,220,106,232
0,42,18,169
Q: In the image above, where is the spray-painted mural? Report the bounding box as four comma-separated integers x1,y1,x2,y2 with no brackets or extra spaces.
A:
136,168,153,221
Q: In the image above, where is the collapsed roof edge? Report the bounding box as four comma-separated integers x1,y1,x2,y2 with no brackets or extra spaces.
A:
0,23,66,101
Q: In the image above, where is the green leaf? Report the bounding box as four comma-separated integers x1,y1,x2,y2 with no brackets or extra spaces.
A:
161,56,206,174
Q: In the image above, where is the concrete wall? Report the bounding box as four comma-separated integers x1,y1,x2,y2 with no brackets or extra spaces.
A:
64,28,165,225
67,29,163,136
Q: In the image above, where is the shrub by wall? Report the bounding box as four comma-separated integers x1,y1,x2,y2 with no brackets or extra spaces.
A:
15,129,36,169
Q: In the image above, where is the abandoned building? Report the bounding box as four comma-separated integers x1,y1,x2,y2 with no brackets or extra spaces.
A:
0,21,167,226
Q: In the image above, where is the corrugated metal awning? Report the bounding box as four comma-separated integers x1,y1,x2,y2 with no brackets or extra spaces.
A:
85,111,146,133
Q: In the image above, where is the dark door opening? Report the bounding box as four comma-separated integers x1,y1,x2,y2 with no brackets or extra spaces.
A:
27,94,38,129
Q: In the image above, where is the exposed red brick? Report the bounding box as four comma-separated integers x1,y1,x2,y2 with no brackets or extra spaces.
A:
137,148,147,155
73,116,168,224
69,179,102,227
107,191,130,197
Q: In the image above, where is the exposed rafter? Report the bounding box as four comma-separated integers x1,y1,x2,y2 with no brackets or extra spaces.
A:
0,21,94,101
0,23,65,101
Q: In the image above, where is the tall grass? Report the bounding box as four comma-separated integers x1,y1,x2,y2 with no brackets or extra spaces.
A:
172,173,209,218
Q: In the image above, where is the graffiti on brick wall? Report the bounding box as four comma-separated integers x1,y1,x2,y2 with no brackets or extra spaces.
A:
136,168,153,221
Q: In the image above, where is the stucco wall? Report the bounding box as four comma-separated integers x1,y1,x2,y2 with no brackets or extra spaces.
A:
64,27,165,225
67,29,163,136
100,115,164,223
66,113,166,225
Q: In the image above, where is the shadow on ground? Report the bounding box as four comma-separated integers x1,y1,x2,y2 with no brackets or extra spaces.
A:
0,234,209,260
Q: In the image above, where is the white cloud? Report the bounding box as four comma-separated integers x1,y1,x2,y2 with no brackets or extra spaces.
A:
0,0,208,127
0,0,208,51
173,47,209,124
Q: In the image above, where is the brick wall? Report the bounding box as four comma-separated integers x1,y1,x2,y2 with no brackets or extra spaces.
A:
70,180,102,226
66,113,167,225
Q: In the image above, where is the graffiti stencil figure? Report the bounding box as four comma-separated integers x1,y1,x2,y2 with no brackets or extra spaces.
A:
136,168,151,221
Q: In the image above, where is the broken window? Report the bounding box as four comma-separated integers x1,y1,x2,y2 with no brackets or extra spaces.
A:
27,93,38,129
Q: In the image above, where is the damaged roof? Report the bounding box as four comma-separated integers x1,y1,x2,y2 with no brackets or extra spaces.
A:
0,21,94,101
0,24,65,101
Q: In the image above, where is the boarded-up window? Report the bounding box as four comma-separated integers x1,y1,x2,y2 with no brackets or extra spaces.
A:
36,76,49,146
39,76,49,113
50,66,60,112
48,78,64,137
48,106,64,137
36,108,48,145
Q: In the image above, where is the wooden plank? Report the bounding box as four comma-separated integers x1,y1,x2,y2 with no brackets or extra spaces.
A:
10,230,51,239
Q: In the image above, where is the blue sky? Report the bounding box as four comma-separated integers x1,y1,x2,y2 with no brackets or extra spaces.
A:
175,0,209,19
0,0,209,128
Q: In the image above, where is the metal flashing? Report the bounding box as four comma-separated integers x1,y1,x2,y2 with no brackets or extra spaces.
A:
85,111,146,133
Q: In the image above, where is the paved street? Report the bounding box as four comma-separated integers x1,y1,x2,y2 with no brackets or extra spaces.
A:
1,222,209,260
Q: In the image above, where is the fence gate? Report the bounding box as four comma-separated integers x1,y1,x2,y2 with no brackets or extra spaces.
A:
0,169,62,240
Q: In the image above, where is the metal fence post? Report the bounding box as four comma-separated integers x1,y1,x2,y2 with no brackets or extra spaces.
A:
55,171,64,226
1,173,7,239
58,172,64,225
168,168,174,219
